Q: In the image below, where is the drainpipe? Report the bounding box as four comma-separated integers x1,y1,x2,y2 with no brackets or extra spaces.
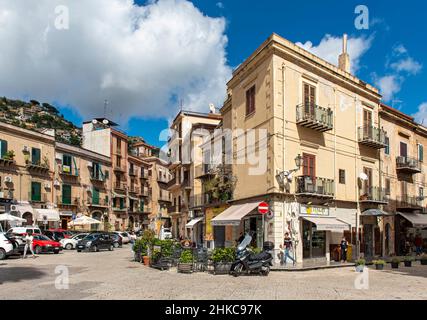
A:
282,63,287,263
355,96,360,260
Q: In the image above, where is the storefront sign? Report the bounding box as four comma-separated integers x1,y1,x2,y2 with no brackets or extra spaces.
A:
300,205,329,216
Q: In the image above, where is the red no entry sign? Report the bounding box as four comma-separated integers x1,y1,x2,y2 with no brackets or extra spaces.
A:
258,202,269,214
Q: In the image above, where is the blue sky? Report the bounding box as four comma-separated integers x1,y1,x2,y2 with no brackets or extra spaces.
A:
3,0,426,146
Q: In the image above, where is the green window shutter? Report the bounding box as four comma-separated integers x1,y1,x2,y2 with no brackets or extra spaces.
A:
0,140,7,158
419,144,424,162
119,198,125,209
62,185,72,204
32,148,41,165
140,199,144,211
93,187,100,205
72,156,79,176
32,182,41,202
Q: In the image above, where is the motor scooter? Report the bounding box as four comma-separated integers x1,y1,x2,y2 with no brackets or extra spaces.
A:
230,234,273,276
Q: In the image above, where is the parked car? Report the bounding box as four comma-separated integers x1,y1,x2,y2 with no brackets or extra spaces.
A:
0,233,19,260
76,233,114,252
43,230,66,242
113,231,130,244
48,229,72,238
60,233,89,250
110,233,122,248
4,232,26,254
32,234,62,254
7,226,42,236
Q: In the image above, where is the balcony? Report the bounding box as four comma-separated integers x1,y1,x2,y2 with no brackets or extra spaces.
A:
359,186,388,204
295,176,334,198
140,171,149,180
139,187,149,197
158,175,170,184
0,156,15,167
57,196,80,207
88,198,109,208
114,164,126,173
167,176,180,191
396,156,422,174
28,192,48,203
182,178,192,190
296,103,333,132
195,164,215,179
128,169,137,177
90,173,105,182
167,205,182,215
190,194,207,208
113,206,127,212
358,126,387,149
129,186,140,194
114,182,127,191
26,160,50,173
59,165,79,177
396,195,423,211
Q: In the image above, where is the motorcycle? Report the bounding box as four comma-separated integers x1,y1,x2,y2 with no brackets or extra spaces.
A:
230,234,274,277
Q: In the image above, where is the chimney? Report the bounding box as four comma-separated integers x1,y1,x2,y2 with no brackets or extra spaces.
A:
338,34,351,73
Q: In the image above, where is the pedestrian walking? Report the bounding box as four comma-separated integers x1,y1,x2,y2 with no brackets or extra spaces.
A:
340,237,348,262
282,232,296,266
129,231,137,252
23,232,36,259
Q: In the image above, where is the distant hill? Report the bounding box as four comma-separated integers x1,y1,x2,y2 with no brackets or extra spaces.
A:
0,97,82,146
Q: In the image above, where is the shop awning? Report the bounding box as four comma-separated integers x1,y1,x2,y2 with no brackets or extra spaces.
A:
35,209,60,222
211,202,260,226
60,211,73,217
186,217,204,229
361,209,391,217
301,216,350,231
397,212,427,228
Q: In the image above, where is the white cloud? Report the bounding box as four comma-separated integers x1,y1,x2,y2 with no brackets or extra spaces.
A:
393,44,407,56
374,75,402,102
390,57,422,75
0,0,231,122
296,34,373,74
413,102,427,125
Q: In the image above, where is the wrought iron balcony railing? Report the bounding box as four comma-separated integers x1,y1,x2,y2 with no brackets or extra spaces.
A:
295,175,334,197
358,126,387,149
359,186,388,204
396,156,422,174
296,103,333,132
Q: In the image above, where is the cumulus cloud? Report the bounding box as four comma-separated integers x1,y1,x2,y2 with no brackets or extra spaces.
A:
0,0,231,121
374,75,402,102
296,34,373,74
413,102,427,125
390,57,422,75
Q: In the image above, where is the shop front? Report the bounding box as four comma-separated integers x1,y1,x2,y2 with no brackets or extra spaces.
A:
395,212,427,255
34,208,61,230
185,216,204,247
360,209,391,260
59,211,73,229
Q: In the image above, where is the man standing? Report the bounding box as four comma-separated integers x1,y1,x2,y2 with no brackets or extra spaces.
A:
283,232,296,266
340,237,349,262
23,232,36,259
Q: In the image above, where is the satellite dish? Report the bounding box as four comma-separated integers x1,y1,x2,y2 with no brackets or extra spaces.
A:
359,172,369,181
102,119,109,125
92,119,98,124
209,103,216,114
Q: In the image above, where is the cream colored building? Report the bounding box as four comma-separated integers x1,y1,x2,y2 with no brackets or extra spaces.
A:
216,33,389,263
380,104,427,255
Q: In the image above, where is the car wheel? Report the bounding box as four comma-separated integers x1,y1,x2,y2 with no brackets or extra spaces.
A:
109,245,114,251
65,243,73,250
35,246,42,254
54,250,60,254
113,242,119,248
92,245,98,252
0,248,6,260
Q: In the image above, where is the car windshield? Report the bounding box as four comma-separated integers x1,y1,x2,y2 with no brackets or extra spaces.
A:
237,234,252,251
37,235,51,241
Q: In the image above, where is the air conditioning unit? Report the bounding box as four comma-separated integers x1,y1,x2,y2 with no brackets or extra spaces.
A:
4,176,13,183
10,205,18,211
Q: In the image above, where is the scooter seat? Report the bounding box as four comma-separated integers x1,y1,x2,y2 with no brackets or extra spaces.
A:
249,252,271,261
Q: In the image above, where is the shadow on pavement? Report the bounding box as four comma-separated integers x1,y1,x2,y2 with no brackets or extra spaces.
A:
0,266,47,285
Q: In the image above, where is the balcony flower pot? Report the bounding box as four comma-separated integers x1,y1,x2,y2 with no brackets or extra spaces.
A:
177,263,193,273
177,249,194,273
373,260,385,270
404,260,412,267
355,259,365,273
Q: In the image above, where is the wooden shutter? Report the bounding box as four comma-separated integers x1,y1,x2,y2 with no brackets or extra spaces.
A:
32,182,41,202
418,144,424,162
400,142,407,158
62,184,71,204
32,148,41,165
303,153,316,177
93,187,100,205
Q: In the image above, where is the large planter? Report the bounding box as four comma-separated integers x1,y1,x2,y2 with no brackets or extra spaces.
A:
213,262,233,275
404,261,412,267
178,262,193,273
142,256,150,266
355,265,365,273
421,259,427,266
375,264,384,270
391,262,399,269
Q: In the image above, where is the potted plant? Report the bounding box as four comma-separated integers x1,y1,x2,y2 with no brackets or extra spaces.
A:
391,257,400,269
133,238,147,263
355,259,365,272
212,247,236,275
2,150,15,161
404,256,415,267
420,254,427,266
177,249,194,273
373,259,386,270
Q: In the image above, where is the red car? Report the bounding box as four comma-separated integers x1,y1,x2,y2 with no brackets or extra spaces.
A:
31,234,62,254
48,229,72,239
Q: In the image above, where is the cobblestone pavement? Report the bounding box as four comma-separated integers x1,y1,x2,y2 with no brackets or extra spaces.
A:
1,246,426,300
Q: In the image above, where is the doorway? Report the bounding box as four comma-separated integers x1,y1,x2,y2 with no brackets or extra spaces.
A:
363,224,374,259
302,219,326,259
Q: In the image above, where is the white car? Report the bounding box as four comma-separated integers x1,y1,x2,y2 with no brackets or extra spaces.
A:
60,233,89,250
114,231,130,244
0,233,17,260
7,226,42,236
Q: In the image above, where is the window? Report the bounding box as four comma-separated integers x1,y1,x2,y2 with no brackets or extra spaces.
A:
0,139,7,158
116,155,121,168
339,169,345,184
385,178,391,195
31,147,41,165
363,167,372,192
419,187,424,198
385,137,390,155
62,154,72,173
62,184,71,204
400,142,408,158
92,187,100,205
31,182,41,202
418,144,424,162
116,139,121,154
245,85,256,116
303,83,316,114
302,153,316,177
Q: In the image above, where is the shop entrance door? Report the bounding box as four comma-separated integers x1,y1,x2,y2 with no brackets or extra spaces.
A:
302,220,326,259
363,224,374,259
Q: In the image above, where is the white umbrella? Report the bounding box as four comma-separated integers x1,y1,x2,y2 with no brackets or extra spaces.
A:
0,213,26,222
69,215,102,226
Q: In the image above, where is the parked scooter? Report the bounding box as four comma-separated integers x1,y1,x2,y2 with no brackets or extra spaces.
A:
230,234,274,276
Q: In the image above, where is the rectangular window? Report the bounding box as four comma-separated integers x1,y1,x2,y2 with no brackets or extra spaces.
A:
302,153,316,177
62,184,72,204
31,182,41,202
303,83,316,115
400,142,408,158
385,178,391,195
245,85,256,116
339,169,345,184
385,137,390,155
31,148,41,165
363,167,373,192
116,139,121,154
92,187,100,205
419,187,424,198
116,155,121,168
62,154,72,173
119,197,125,209
418,144,424,162
0,139,8,158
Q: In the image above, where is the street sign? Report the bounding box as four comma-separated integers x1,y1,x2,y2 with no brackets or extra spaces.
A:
258,202,269,215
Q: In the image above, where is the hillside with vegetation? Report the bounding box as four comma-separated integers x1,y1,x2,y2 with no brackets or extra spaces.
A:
0,97,82,146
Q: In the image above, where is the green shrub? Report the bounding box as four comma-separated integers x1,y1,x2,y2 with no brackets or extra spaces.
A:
355,259,366,266
133,239,148,256
404,256,415,262
211,247,236,263
373,259,386,265
179,249,193,263
391,257,401,264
